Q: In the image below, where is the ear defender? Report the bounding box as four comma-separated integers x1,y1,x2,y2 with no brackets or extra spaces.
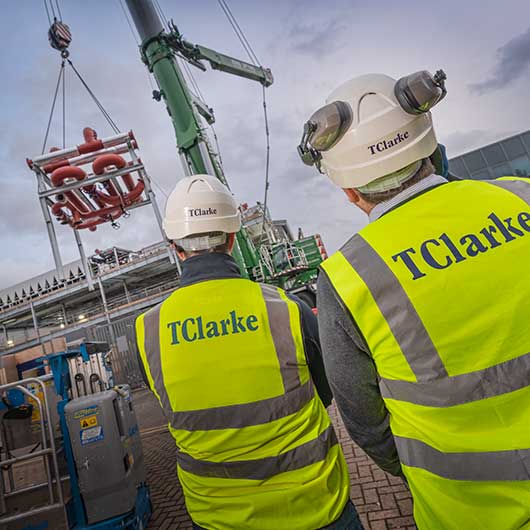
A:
395,70,447,115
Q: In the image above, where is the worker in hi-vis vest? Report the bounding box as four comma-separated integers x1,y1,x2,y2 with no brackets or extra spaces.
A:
135,175,361,530
297,69,530,530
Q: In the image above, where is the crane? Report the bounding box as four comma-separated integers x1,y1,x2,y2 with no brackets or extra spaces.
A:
125,0,327,302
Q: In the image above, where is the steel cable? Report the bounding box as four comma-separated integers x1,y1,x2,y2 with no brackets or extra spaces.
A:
216,0,271,245
118,0,139,44
54,0,62,21
153,0,169,29
217,0,259,65
67,59,120,134
41,60,65,154
62,61,66,148
43,0,52,25
48,0,56,21
117,0,156,92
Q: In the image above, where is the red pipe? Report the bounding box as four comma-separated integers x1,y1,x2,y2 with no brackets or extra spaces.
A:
77,206,123,230
93,153,127,177
51,202,71,225
92,154,144,206
122,171,135,192
42,142,138,174
51,199,123,231
44,158,70,173
83,127,97,143
53,196,83,225
54,192,123,222
78,127,104,155
50,161,107,209
51,165,86,186
51,167,96,219
92,154,122,206
124,178,145,204
97,182,121,206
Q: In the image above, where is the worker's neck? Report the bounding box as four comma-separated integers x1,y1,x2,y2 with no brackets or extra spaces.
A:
179,252,241,288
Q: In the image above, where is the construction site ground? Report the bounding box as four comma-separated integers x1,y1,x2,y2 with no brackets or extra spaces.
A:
136,389,417,530
2,389,415,530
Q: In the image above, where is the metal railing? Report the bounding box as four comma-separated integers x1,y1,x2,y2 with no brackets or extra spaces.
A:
0,376,64,525
253,243,309,282
0,243,169,314
0,276,180,352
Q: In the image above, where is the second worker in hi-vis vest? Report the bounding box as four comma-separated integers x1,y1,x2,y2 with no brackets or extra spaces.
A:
136,175,362,530
298,70,530,529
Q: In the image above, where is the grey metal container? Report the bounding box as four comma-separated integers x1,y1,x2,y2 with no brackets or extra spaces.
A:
64,386,146,524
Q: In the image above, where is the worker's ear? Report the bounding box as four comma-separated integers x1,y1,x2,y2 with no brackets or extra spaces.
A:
342,188,362,204
227,233,236,253
342,187,375,214
171,241,187,262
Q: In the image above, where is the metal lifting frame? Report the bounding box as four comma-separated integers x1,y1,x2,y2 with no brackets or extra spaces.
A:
29,131,178,291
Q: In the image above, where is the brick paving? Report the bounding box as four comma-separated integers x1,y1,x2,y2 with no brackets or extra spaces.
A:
142,403,416,530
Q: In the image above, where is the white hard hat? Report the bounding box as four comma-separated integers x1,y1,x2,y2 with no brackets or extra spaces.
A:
298,71,447,189
163,175,241,247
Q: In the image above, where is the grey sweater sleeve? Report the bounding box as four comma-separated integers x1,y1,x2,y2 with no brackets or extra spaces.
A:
316,272,402,476
286,293,333,407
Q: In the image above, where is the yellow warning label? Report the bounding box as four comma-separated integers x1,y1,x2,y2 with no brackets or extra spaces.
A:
80,415,98,429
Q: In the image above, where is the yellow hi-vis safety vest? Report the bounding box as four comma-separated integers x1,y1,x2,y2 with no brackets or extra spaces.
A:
136,278,349,530
320,178,530,530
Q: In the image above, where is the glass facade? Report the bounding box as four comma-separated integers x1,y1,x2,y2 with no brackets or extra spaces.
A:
448,130,530,180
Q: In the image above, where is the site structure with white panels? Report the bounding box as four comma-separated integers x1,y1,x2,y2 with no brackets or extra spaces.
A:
0,241,177,386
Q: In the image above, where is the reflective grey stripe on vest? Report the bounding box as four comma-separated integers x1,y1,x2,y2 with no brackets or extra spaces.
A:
341,234,447,380
176,424,337,480
167,381,314,431
380,351,530,407
488,179,530,205
260,283,301,392
141,285,311,430
142,304,172,411
395,436,530,481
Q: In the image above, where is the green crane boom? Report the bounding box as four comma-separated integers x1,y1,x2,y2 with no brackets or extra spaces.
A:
125,0,274,277
125,0,325,301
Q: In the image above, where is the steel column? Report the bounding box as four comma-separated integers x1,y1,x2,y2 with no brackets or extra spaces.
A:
73,230,94,291
97,278,117,348
37,171,64,280
29,302,46,357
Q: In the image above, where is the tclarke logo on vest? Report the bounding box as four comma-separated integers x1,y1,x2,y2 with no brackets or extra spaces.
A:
392,210,530,280
186,207,217,217
368,131,409,155
167,311,259,344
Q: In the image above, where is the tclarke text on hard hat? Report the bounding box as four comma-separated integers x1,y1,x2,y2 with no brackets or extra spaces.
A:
187,207,217,217
391,209,530,280
368,131,409,155
167,310,259,344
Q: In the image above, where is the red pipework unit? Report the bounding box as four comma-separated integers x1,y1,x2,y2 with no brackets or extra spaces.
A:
43,127,145,231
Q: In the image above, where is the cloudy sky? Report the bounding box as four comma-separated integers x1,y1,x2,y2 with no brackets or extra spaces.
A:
1,0,530,289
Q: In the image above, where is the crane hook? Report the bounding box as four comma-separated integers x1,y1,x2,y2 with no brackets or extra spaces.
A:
48,19,72,55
